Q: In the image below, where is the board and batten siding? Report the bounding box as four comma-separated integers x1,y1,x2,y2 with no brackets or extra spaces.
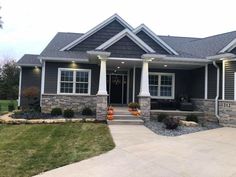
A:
44,62,99,95
20,67,41,107
225,60,236,100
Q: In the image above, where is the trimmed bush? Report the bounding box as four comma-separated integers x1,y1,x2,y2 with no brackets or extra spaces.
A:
51,108,62,116
82,107,93,116
186,114,198,123
0,104,1,111
8,102,15,112
157,113,168,122
63,109,74,118
163,117,179,129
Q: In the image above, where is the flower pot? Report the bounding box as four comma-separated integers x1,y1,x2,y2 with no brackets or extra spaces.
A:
107,114,113,120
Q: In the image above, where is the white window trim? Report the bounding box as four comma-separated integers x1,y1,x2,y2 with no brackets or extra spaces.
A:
149,72,175,99
57,68,91,95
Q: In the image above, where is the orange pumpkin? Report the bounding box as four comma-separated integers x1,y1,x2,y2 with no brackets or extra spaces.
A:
107,114,113,120
107,110,114,115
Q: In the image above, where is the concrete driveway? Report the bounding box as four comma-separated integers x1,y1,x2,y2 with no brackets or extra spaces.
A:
35,126,236,177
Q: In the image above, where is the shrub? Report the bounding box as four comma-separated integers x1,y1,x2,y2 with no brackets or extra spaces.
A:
63,109,74,118
0,104,1,111
128,102,140,110
163,117,179,129
51,108,62,116
157,113,168,122
186,114,198,123
8,102,15,112
82,107,93,116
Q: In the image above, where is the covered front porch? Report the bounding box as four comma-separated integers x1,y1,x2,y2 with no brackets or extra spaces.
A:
90,51,210,120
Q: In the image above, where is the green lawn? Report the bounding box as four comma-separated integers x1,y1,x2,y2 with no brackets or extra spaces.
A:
0,100,17,114
0,123,115,177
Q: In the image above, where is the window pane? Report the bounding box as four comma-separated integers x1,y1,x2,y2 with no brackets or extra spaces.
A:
161,75,172,85
160,86,172,96
60,82,73,93
76,71,88,82
149,75,158,85
149,85,158,96
61,71,73,81
76,83,88,94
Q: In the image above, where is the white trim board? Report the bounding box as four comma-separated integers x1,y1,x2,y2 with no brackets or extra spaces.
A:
60,14,134,51
133,24,179,55
18,67,22,107
222,60,225,100
57,68,91,95
96,29,155,53
234,72,236,100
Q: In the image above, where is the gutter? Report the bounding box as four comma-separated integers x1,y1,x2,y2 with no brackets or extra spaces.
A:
213,61,220,121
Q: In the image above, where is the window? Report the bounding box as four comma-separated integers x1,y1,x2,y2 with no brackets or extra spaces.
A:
149,73,175,99
58,68,91,95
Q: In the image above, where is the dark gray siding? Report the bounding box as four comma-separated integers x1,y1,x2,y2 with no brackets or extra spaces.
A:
230,47,236,54
71,20,125,51
106,36,146,58
208,63,222,99
189,67,204,98
44,62,99,95
136,31,169,54
20,67,41,107
225,60,236,100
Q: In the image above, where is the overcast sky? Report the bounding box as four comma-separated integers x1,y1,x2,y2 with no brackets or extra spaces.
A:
1,0,236,61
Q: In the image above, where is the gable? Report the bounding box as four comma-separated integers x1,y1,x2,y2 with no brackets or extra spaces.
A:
70,20,125,52
136,31,169,55
106,36,146,58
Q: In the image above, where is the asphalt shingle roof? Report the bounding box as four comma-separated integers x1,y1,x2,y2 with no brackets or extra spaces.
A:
40,32,88,59
17,54,41,66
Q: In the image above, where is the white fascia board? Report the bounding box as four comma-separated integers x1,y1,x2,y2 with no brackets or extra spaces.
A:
133,24,179,55
163,56,210,63
206,53,236,60
219,38,236,53
39,57,89,62
60,14,134,51
96,29,155,53
17,63,42,67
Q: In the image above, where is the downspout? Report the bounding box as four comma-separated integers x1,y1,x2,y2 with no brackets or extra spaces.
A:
213,61,220,121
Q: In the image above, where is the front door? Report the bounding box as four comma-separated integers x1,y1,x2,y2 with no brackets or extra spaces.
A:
107,73,128,104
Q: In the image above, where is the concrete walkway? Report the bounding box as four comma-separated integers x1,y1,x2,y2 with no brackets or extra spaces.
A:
35,125,236,177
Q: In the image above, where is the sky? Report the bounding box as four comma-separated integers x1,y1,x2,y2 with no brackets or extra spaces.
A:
0,0,236,61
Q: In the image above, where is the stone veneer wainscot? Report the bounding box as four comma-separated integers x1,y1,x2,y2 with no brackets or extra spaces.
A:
41,94,97,113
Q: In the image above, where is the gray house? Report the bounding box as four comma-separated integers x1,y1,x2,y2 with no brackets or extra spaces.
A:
18,14,236,125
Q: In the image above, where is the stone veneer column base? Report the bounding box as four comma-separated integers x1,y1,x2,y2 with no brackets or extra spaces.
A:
96,95,108,120
138,96,150,120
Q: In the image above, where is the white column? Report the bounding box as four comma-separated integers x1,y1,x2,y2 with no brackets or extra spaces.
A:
40,61,45,107
204,64,208,99
132,66,136,102
97,58,107,95
139,60,150,97
222,60,225,100
18,67,22,107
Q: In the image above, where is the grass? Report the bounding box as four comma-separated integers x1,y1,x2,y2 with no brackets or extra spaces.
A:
0,100,17,114
0,123,115,177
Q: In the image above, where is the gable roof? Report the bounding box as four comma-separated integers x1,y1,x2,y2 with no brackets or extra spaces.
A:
60,14,134,51
17,54,41,66
133,24,179,55
96,29,155,53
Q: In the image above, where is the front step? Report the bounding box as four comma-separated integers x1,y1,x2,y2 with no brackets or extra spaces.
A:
113,115,141,120
107,119,144,125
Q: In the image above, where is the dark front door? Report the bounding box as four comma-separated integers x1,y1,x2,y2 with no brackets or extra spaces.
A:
107,74,127,104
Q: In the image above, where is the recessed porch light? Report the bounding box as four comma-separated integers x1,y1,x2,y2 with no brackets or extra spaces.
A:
121,61,125,64
164,65,168,67
117,66,120,69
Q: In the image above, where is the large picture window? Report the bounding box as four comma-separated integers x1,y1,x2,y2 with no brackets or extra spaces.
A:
57,68,91,95
149,73,175,99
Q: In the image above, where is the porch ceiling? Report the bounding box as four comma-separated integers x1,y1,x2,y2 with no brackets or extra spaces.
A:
106,58,206,70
